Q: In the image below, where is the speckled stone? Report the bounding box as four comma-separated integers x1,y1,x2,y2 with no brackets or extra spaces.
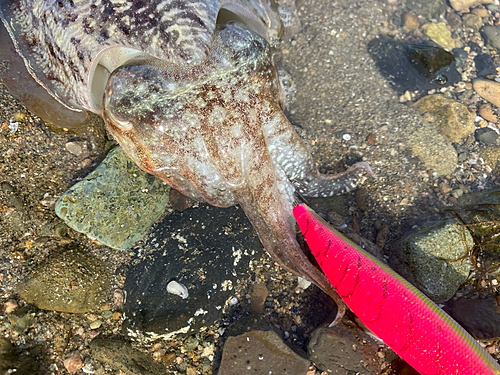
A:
413,94,475,142
16,245,111,313
55,146,170,250
219,330,310,375
402,219,472,302
407,123,458,176
473,78,500,108
479,146,500,171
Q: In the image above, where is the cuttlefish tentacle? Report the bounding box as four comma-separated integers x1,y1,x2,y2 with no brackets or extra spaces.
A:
262,110,375,197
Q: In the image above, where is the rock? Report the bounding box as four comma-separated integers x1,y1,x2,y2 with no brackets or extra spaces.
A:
219,330,310,375
421,22,458,51
445,296,500,339
63,352,84,373
407,123,458,176
413,94,475,142
482,25,500,51
462,13,483,29
474,79,500,108
450,0,491,11
7,306,35,333
403,12,420,29
479,146,500,171
475,54,497,77
308,324,380,374
446,12,463,29
403,0,447,19
472,6,489,17
17,244,111,313
479,103,498,122
56,146,170,250
367,38,460,94
123,204,263,335
90,337,171,375
475,127,499,145
0,338,38,374
401,219,472,302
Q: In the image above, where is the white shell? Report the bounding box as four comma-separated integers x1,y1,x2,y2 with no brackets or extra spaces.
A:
166,280,189,299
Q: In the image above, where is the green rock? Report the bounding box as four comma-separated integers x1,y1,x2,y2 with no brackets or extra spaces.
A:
414,94,475,142
421,22,458,51
56,146,170,250
402,218,472,302
17,245,111,313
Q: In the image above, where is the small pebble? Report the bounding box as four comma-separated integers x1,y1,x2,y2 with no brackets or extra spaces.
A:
89,320,102,329
63,352,84,373
475,127,499,145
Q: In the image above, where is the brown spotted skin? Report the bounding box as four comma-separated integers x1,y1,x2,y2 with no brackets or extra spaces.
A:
103,23,370,308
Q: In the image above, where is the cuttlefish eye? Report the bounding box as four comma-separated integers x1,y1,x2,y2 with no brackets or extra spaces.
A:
103,63,157,132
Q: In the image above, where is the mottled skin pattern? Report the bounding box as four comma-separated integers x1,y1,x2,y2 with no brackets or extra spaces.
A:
0,0,281,112
0,0,372,314
104,22,373,314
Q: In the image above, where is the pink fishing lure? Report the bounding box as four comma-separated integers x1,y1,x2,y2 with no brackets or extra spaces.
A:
293,203,500,375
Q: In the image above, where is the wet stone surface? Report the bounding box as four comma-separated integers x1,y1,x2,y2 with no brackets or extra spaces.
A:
123,204,264,336
55,146,171,250
218,329,311,375
16,244,112,313
400,218,472,303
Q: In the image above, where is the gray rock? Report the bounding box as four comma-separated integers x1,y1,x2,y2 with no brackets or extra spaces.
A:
402,219,472,302
404,0,447,19
475,127,499,145
219,330,310,375
56,146,170,250
482,25,500,51
0,338,38,374
90,337,171,375
17,244,111,313
308,324,378,374
445,296,500,339
123,204,264,335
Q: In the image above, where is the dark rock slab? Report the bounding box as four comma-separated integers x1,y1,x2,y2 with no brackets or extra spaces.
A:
16,244,111,313
367,37,461,95
308,323,379,374
218,330,310,375
90,336,171,375
445,296,500,339
123,204,263,336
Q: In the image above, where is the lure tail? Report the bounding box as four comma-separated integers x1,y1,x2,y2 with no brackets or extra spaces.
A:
293,203,500,375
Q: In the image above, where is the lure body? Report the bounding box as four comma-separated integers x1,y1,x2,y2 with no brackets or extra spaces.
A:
293,204,500,375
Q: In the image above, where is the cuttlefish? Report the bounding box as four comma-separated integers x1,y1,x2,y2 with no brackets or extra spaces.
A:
0,0,373,317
